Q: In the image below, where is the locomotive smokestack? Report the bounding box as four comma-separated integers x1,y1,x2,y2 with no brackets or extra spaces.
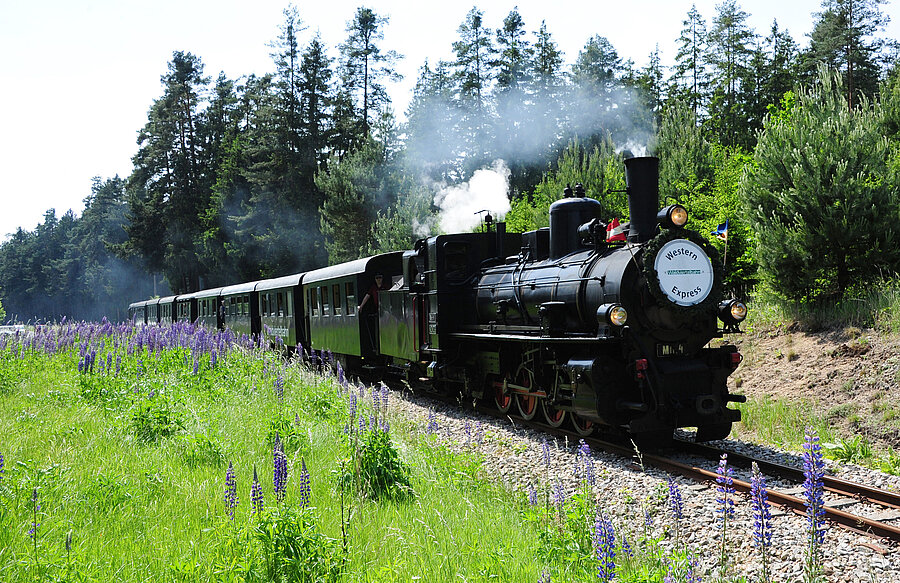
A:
624,156,659,244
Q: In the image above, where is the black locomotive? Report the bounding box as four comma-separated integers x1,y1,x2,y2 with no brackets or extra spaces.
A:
129,156,747,443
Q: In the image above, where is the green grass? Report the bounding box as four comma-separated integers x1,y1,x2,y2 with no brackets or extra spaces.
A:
0,322,862,582
744,277,900,333
0,326,588,582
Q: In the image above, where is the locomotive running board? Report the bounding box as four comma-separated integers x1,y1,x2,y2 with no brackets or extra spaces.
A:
449,332,618,343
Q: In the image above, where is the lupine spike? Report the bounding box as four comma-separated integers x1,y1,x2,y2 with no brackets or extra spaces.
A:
298,458,311,508
251,466,264,515
750,461,773,582
274,435,288,503
224,461,238,520
593,511,616,582
803,426,827,581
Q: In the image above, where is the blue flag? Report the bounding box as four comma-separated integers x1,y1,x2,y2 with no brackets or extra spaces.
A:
711,219,728,241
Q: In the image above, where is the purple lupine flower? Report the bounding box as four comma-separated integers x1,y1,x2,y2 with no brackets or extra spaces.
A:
668,477,683,544
0,452,4,485
371,386,380,414
552,481,566,511
538,569,552,583
464,420,472,445
474,421,484,444
426,410,439,434
298,458,311,508
336,362,346,388
750,461,773,580
28,488,40,539
576,439,595,487
593,511,616,582
527,483,538,506
621,536,634,559
251,466,264,515
667,478,683,521
273,435,288,503
715,454,735,530
210,349,217,369
274,372,284,402
294,413,301,427
380,382,389,412
224,461,238,520
349,393,358,422
685,554,702,583
803,426,827,578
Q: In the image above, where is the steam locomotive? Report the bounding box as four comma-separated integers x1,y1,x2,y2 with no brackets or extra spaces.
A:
129,156,747,444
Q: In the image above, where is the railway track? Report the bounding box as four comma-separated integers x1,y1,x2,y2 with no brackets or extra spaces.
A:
451,395,900,548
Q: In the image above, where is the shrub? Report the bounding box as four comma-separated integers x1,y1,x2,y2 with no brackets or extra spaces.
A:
341,428,413,502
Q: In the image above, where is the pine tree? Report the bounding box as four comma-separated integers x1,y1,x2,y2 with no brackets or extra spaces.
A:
340,7,402,138
126,51,210,293
742,68,900,302
452,7,496,171
801,0,890,108
670,4,710,116
706,0,756,147
653,100,714,201
494,8,536,193
404,60,462,182
317,139,389,263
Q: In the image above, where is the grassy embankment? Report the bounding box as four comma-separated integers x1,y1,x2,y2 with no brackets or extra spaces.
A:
1,322,705,582
731,281,900,473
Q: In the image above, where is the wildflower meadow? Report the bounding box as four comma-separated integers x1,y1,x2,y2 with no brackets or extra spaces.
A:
0,321,834,582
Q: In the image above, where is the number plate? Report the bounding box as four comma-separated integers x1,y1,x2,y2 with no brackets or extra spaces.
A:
656,343,686,357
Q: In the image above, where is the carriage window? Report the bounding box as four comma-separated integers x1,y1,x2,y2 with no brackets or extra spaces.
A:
444,241,470,281
309,288,319,317
286,293,293,317
345,282,355,316
333,284,342,315
321,286,330,315
276,292,284,317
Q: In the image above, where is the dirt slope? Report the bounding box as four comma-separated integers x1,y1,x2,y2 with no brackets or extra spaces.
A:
728,324,900,447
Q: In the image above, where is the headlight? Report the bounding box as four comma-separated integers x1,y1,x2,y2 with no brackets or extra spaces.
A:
598,304,628,327
657,205,688,229
718,299,747,324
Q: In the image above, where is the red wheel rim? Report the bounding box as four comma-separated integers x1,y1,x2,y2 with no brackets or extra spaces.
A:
572,414,594,436
545,404,565,425
495,382,512,412
519,393,537,416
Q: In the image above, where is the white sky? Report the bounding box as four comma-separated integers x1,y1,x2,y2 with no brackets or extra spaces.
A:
1,0,897,241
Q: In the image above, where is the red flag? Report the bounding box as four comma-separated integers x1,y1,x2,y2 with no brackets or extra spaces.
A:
606,218,626,242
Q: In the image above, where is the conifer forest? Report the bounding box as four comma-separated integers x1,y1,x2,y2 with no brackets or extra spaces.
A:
2,0,900,322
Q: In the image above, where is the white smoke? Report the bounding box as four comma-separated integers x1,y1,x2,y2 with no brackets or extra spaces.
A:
617,140,649,157
434,160,512,233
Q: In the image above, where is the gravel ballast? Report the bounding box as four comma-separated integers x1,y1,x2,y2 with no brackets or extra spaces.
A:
385,388,898,583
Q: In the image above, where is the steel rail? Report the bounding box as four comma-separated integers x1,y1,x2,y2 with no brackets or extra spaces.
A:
676,439,900,511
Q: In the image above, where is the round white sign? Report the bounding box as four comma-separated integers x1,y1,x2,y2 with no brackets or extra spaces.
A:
653,239,714,306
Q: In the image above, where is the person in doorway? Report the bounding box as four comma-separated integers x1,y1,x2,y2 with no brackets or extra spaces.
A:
357,273,386,313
